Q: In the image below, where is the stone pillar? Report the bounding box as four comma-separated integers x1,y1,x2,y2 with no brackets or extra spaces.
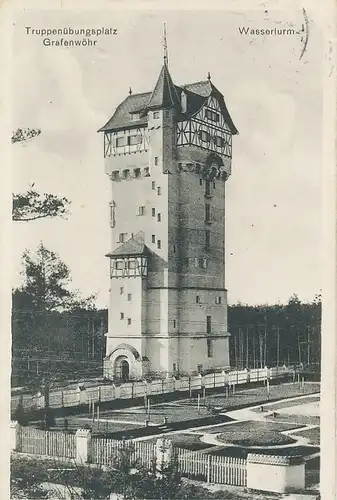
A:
155,438,173,473
247,454,305,493
75,428,92,464
10,421,21,451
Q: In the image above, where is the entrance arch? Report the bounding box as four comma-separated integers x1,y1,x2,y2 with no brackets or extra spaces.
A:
114,355,130,381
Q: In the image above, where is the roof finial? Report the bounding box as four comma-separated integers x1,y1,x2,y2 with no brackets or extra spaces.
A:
207,71,211,81
163,23,168,65
129,87,132,95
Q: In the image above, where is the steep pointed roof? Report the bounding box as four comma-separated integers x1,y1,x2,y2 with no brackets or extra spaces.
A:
106,231,150,257
146,62,180,110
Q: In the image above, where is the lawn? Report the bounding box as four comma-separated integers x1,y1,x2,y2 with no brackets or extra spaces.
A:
194,382,319,411
266,413,320,426
196,421,303,434
207,445,320,459
141,433,215,451
291,426,320,445
252,395,320,413
217,429,295,447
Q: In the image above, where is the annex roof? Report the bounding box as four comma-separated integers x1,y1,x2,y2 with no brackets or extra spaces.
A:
106,231,150,257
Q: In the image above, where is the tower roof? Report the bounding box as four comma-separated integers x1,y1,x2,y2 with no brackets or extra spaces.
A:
98,75,238,134
145,62,180,110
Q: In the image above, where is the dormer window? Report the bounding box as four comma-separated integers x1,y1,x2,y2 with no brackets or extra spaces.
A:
130,112,140,121
153,111,160,119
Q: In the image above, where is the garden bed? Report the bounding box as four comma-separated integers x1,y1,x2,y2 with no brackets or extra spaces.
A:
206,445,320,459
197,420,303,435
216,429,295,447
291,426,320,445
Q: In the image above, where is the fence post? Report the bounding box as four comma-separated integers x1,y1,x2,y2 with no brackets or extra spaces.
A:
207,454,212,483
75,428,92,464
10,421,21,451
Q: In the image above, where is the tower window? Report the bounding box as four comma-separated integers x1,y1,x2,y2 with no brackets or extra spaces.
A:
152,208,156,217
153,111,160,119
134,168,141,178
144,167,150,176
198,258,207,269
173,320,176,328
207,338,214,357
215,296,222,304
152,234,156,243
205,109,220,122
205,230,211,249
118,233,127,243
198,130,210,143
116,136,127,147
127,260,136,270
196,296,201,304
127,293,132,301
214,135,225,147
157,240,161,249
139,206,145,216
122,169,130,179
157,187,161,195
128,134,142,146
152,181,156,190
213,181,216,189
157,213,161,222
199,178,203,186
120,287,124,295
127,318,132,325
154,157,159,166
207,316,211,334
120,312,124,320
205,203,211,222
173,244,176,253
197,364,203,374
205,181,211,196
173,362,177,372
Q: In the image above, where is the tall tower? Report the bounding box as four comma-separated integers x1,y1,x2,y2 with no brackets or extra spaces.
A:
99,47,238,381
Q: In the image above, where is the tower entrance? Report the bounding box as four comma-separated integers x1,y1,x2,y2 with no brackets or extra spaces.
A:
115,356,130,381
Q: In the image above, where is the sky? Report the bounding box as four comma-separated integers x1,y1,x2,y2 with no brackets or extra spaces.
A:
10,7,323,307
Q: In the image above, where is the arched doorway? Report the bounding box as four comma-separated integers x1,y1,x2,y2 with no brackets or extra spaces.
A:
121,359,129,381
114,355,130,381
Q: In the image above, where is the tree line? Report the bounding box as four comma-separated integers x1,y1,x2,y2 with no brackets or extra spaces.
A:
11,127,321,389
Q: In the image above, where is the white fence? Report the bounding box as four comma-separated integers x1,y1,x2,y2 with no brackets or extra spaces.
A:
11,365,292,413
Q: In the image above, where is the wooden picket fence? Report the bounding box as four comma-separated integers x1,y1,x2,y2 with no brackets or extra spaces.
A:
177,448,247,486
91,438,156,469
17,428,247,487
20,426,76,459
91,437,247,487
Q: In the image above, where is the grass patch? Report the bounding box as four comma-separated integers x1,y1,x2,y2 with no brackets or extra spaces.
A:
291,427,320,445
207,445,319,459
266,413,320,426
199,421,303,434
217,429,295,447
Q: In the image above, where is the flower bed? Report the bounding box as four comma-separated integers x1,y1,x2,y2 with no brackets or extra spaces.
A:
198,420,302,434
216,429,295,447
